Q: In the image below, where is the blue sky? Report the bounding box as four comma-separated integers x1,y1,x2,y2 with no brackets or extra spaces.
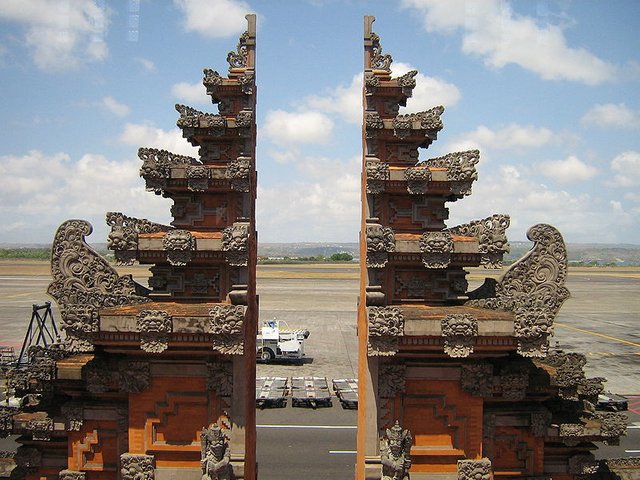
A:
1,0,639,245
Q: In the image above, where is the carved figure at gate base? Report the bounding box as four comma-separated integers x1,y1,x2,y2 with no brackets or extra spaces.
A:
380,421,412,480
201,424,231,480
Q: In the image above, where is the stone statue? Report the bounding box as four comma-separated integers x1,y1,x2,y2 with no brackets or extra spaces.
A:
201,424,231,480
380,421,412,480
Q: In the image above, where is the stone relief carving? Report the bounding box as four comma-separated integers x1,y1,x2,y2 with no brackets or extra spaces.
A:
203,68,223,86
0,406,16,438
378,364,406,398
420,231,453,268
207,361,233,397
368,307,404,337
365,112,384,137
226,156,251,192
119,361,151,393
458,458,492,480
235,110,254,129
163,229,196,266
207,305,246,355
405,166,431,194
61,404,83,432
366,222,395,268
176,104,226,132
396,70,417,96
531,410,552,437
222,223,250,267
186,165,209,192
227,30,250,68
500,369,529,401
380,421,412,480
138,147,198,195
366,160,390,194
368,336,399,357
449,214,511,268
441,314,478,358
27,417,53,441
466,224,570,357
201,424,232,480
137,310,172,353
121,453,155,480
59,471,86,480
48,220,150,352
536,352,587,400
369,32,393,72
421,149,479,181
460,363,494,397
106,211,170,265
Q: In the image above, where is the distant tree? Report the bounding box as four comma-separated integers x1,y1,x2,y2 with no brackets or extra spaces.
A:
330,252,353,262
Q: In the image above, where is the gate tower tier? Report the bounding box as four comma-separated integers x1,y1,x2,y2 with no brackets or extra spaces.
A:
356,16,629,480
5,15,258,480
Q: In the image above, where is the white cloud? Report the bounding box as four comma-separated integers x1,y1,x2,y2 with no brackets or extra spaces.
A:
173,0,252,38
391,62,461,114
305,74,363,124
136,57,156,73
401,0,616,85
443,123,557,155
537,155,598,184
257,155,360,242
171,81,210,106
581,103,640,129
609,151,640,187
261,110,334,146
0,0,110,71
101,96,130,117
0,150,171,243
118,123,199,157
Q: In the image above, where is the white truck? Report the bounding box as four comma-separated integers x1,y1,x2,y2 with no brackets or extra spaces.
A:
256,319,310,362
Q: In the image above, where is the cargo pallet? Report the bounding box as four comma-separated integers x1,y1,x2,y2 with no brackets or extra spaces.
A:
291,376,332,408
256,377,288,408
332,378,358,409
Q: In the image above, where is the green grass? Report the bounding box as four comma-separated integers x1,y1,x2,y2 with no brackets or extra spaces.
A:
0,248,51,260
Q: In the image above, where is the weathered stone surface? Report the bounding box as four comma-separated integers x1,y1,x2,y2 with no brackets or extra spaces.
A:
121,453,154,480
380,421,411,480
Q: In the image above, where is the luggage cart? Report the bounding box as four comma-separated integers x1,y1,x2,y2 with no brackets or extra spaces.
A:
332,378,358,409
291,376,332,408
256,377,288,408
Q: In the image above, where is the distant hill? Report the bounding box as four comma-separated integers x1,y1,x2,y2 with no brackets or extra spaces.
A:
2,241,640,266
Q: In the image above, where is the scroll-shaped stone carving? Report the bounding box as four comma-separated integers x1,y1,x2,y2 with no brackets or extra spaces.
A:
176,104,226,132
441,314,478,358
138,147,198,195
59,471,86,480
369,31,392,72
186,165,209,192
396,70,417,96
235,110,254,129
379,364,406,398
536,352,587,400
366,160,390,194
121,453,154,480
366,221,395,268
222,222,250,267
61,404,83,432
203,68,223,87
207,361,233,397
421,149,479,196
48,220,150,352
201,424,232,480
119,361,151,393
226,156,251,192
106,211,170,265
163,229,195,266
405,166,431,194
137,310,172,353
449,214,511,269
578,377,605,398
420,231,453,268
27,417,53,441
227,30,250,68
380,421,411,480
466,224,570,358
207,305,246,355
460,363,494,397
458,458,492,480
560,412,627,442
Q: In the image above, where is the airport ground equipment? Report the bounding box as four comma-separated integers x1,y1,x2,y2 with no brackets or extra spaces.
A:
16,302,58,366
332,378,358,409
256,377,288,408
257,319,310,362
291,376,332,408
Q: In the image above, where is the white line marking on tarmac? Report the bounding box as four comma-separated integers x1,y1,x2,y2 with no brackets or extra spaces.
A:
625,450,640,454
329,450,356,454
628,425,640,429
257,424,356,429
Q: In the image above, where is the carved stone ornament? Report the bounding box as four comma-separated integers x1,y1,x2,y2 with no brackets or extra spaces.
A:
378,364,406,398
364,71,380,93
380,421,411,480
460,363,494,397
458,458,492,480
106,211,170,265
597,412,628,438
449,214,511,268
163,229,195,266
222,222,250,266
405,166,431,194
28,417,53,441
235,109,254,129
369,31,393,72
227,30,250,68
366,222,395,268
420,231,453,269
175,104,226,132
138,147,198,195
48,220,150,353
578,377,605,398
203,68,223,86
421,149,479,184
368,307,404,337
119,361,151,393
441,314,478,358
207,305,245,355
207,361,233,396
366,160,390,194
0,406,16,438
368,336,399,357
59,471,86,480
500,368,529,401
466,224,570,358
121,453,155,480
365,112,384,138
15,446,42,470
535,352,587,400
201,424,232,480
226,156,251,192
531,410,552,437
137,310,172,353
186,164,209,192
61,404,83,432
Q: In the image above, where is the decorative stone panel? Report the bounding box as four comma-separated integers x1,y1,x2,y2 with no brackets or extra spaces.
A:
207,361,233,397
222,222,250,266
405,166,431,194
226,156,251,192
366,221,395,268
59,471,86,480
449,214,510,268
420,231,453,268
366,160,389,194
27,417,53,441
458,458,492,480
441,314,478,358
378,364,406,398
207,305,246,355
460,363,494,397
136,310,172,353
119,361,151,393
121,453,154,480
163,229,195,266
186,165,209,192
